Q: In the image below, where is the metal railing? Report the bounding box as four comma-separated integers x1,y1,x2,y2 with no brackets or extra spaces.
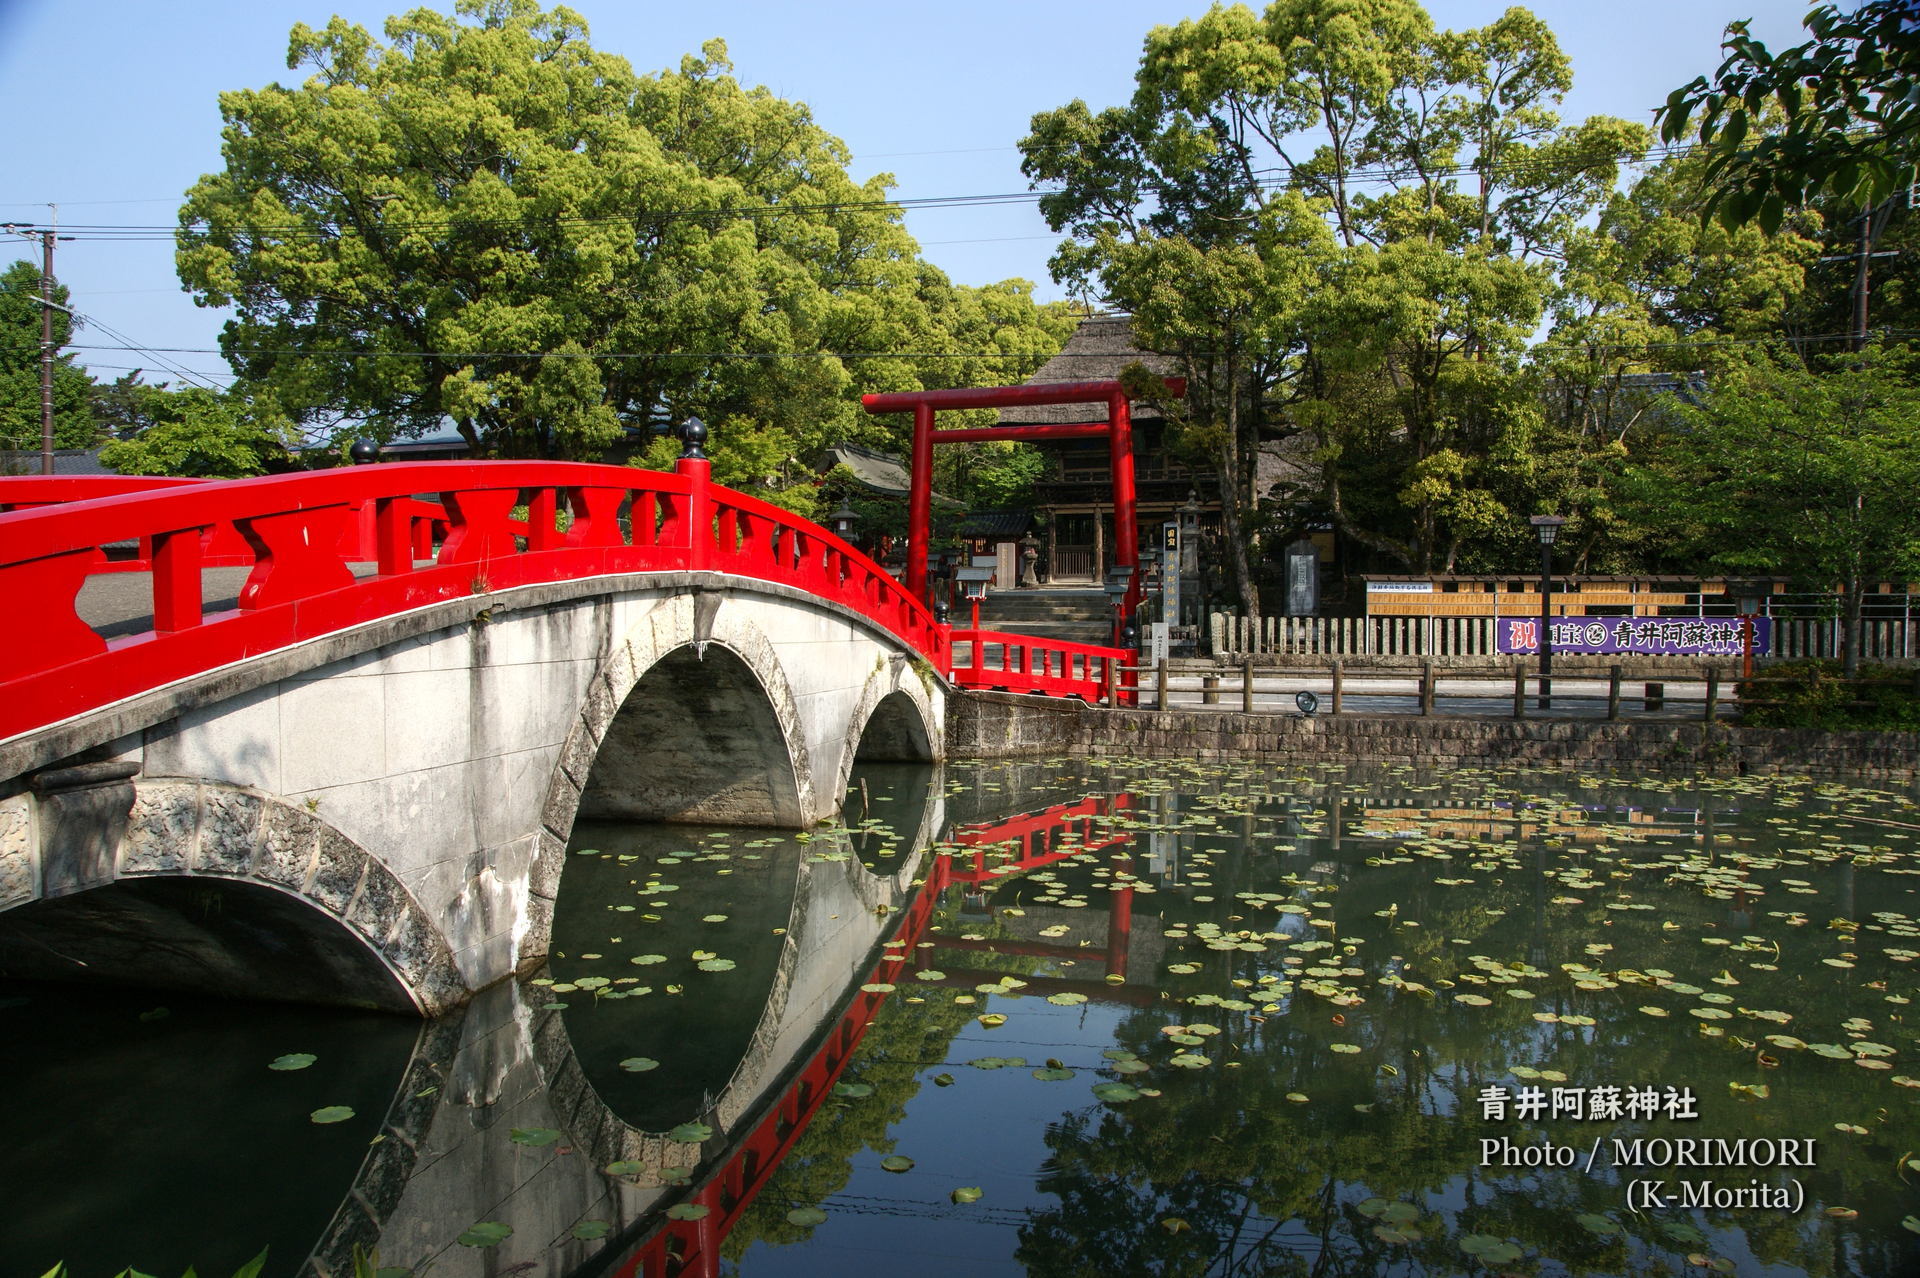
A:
1211,612,1919,662
1119,659,1740,721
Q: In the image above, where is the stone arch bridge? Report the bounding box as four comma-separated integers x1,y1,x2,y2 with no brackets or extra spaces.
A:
0,459,1130,1014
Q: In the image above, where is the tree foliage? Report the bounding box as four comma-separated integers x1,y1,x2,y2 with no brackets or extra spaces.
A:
1627,345,1920,675
178,0,1070,501
1658,1,1920,235
1021,1,1648,604
96,384,294,478
0,259,100,463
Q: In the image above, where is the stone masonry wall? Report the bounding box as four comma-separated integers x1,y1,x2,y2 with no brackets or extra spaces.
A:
947,690,1920,780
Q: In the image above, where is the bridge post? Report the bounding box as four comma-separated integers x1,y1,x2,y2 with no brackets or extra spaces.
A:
677,420,713,570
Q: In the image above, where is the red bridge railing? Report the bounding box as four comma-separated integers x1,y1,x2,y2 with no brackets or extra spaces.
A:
948,629,1134,704
0,457,1133,743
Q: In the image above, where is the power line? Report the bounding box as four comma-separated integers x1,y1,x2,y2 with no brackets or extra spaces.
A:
10,327,1901,365
13,140,1717,246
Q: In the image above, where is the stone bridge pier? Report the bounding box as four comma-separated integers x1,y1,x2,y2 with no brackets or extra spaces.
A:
0,576,943,1014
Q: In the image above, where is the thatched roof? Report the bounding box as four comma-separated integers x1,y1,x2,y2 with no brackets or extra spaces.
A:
997,315,1179,427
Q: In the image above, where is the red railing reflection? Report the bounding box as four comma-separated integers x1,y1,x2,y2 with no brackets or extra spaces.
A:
608,793,1152,1275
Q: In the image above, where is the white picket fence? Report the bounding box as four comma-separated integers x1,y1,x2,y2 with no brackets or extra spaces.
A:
1210,613,1919,661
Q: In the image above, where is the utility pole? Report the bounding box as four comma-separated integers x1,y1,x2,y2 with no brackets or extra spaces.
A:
4,219,69,475
38,227,53,476
1822,199,1903,352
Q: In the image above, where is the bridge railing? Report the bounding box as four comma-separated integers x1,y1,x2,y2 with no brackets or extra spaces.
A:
947,629,1137,706
0,474,450,572
701,483,946,665
0,459,977,741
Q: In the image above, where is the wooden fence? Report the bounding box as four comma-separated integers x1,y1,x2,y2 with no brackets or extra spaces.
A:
1210,613,1918,661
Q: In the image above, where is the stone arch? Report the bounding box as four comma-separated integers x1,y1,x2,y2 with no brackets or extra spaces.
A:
0,780,464,1015
578,643,808,827
526,592,818,954
832,659,941,806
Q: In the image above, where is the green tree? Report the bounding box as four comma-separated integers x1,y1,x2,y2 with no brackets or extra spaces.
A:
1659,2,1920,353
178,1,1067,495
1658,1,1920,233
1021,2,1646,604
0,259,99,464
1627,345,1920,676
97,384,293,478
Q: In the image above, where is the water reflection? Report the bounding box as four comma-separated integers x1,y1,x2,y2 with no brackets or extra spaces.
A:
8,760,1920,1278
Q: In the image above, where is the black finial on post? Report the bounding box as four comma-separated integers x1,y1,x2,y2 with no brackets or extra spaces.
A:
349,438,380,465
934,597,950,625
679,416,708,461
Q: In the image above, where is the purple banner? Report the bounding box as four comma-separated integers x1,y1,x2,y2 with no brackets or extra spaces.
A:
1497,616,1770,657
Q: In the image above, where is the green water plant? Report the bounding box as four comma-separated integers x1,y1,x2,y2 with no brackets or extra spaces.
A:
38,1251,268,1278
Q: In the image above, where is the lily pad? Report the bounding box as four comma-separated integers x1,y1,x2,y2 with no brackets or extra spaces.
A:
572,1220,611,1240
950,1186,983,1204
665,1203,710,1221
1092,1081,1142,1103
309,1106,355,1125
509,1127,564,1146
880,1155,915,1173
457,1221,513,1247
269,1053,316,1071
619,1057,660,1072
669,1122,713,1144
786,1206,828,1227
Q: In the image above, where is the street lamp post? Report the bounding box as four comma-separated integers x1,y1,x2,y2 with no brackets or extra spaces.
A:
1530,515,1566,710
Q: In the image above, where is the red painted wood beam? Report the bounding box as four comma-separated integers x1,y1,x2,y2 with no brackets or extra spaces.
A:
929,423,1112,443
1109,389,1140,618
907,401,933,602
861,377,1185,414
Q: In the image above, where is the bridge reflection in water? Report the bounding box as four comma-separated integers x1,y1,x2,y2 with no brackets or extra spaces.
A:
210,762,1148,1277
12,761,1920,1277
0,761,1138,1275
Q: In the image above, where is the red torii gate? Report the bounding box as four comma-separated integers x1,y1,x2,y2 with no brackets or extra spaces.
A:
860,377,1185,619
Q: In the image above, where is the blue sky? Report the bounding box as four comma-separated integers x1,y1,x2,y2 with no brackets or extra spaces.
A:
0,0,1813,391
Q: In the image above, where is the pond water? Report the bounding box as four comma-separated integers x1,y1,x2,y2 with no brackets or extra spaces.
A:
6,758,1920,1277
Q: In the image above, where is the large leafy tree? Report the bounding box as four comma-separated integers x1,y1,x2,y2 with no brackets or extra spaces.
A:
178,1,1067,496
0,259,100,464
1627,346,1920,677
1021,1,1646,609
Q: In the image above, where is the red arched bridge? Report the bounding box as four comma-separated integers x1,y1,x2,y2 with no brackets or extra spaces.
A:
0,452,1131,1013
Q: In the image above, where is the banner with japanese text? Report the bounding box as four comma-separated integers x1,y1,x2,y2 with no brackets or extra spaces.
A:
1496,616,1769,657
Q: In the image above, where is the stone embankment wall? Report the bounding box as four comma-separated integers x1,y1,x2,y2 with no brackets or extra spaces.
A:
948,691,1920,781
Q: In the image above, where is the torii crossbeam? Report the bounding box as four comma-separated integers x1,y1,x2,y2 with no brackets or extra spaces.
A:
860,377,1186,617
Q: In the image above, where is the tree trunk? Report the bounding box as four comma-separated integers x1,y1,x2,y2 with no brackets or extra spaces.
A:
1217,349,1262,620
1843,569,1865,680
